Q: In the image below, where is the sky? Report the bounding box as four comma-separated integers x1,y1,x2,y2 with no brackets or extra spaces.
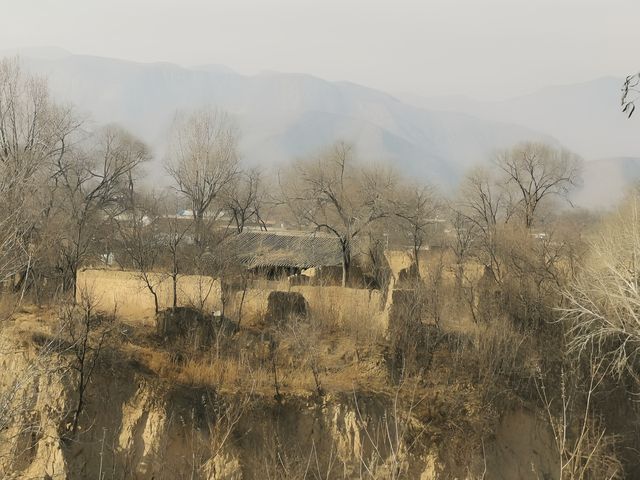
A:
2,0,639,100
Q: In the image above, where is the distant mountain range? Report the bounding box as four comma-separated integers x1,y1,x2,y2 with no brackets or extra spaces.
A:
399,77,640,161
3,47,639,207
399,81,640,208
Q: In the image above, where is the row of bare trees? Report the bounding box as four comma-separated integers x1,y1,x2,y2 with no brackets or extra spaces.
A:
0,58,155,301
0,55,589,302
0,59,267,304
279,138,581,289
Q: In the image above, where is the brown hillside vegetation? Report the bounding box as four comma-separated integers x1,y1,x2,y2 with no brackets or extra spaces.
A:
1,300,556,479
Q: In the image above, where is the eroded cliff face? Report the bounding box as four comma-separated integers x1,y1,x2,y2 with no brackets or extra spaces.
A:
0,324,72,479
0,367,424,478
0,315,557,480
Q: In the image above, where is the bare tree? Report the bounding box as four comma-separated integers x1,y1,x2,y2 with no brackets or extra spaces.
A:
393,183,440,277
114,189,164,314
455,143,581,289
561,196,640,386
52,125,149,297
495,142,582,229
59,291,115,436
456,166,510,282
283,142,395,286
224,167,268,233
0,57,80,293
162,201,192,311
0,60,82,459
0,199,25,287
536,350,623,479
166,108,239,247
0,58,77,195
450,209,478,261
449,209,478,289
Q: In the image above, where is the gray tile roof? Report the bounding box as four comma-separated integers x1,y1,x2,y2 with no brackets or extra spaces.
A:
226,231,343,269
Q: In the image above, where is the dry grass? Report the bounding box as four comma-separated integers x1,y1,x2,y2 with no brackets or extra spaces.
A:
125,334,387,398
0,293,18,321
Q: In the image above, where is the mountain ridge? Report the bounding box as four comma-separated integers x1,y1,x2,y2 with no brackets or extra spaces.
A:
11,50,551,186
4,48,638,206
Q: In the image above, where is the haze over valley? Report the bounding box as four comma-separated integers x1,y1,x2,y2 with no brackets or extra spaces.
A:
9,47,639,207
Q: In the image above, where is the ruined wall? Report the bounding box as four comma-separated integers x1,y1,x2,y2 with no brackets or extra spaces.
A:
76,269,222,320
386,248,460,284
385,250,414,282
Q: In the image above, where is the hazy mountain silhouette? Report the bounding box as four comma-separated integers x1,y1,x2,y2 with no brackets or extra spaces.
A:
6,48,639,205
10,50,550,186
400,77,640,161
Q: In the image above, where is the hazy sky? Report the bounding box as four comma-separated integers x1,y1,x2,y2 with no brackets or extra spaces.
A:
2,0,639,99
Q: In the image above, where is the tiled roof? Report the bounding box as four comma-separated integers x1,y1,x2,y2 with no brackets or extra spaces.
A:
226,231,343,269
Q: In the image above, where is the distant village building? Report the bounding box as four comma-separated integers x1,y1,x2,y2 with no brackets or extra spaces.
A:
226,231,343,281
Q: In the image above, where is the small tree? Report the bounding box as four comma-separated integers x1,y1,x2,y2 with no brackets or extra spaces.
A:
166,108,239,247
353,376,427,480
393,183,440,277
494,142,581,229
561,196,640,385
449,209,478,288
224,167,268,233
59,291,114,436
115,189,164,314
156,195,192,311
187,388,254,479
282,316,324,397
536,349,623,479
283,142,395,286
52,125,149,297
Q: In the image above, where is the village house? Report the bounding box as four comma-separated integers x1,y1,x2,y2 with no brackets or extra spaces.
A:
226,230,344,283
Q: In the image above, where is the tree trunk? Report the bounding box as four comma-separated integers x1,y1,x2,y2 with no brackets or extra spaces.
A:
194,211,205,248
341,242,351,288
172,273,178,309
455,263,463,293
152,290,159,315
413,243,421,280
236,276,248,330
70,264,78,304
72,381,84,435
270,343,282,402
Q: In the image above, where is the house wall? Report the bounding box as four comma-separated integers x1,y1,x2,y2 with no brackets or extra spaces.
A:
300,266,343,286
76,269,222,322
385,248,462,284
